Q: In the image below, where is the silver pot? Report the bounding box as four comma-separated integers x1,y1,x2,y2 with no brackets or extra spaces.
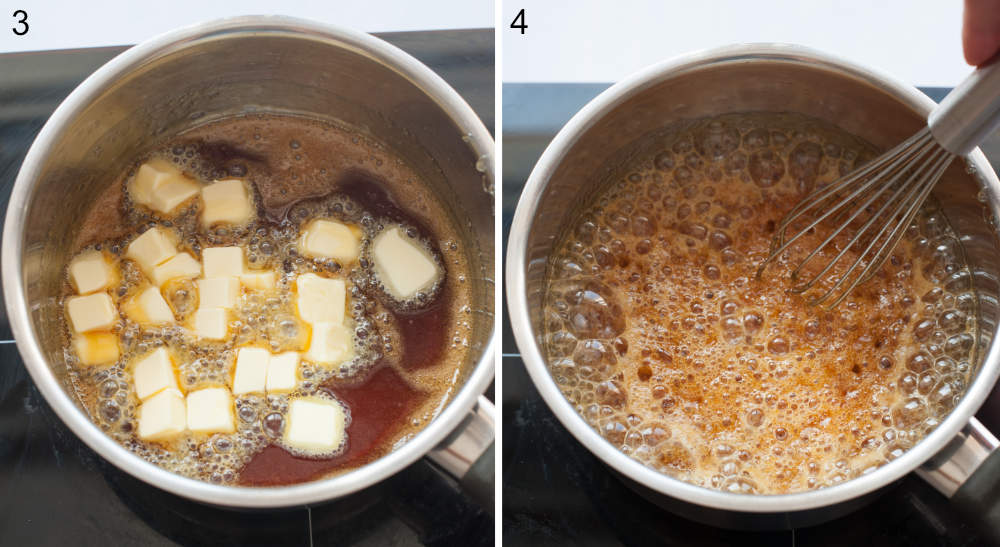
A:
2,16,495,510
506,44,1000,531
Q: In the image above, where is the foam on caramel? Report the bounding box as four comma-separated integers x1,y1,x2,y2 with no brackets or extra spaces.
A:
543,113,977,494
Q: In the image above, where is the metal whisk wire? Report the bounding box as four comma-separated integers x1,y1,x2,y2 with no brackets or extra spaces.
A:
756,57,1000,308
756,127,956,309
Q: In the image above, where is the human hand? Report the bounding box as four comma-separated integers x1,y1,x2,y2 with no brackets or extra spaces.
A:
964,0,1000,65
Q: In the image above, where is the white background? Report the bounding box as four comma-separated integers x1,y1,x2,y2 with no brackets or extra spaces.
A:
0,1,974,86
0,0,493,53
503,0,971,87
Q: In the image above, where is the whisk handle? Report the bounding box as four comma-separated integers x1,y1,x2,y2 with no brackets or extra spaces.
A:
928,57,1000,156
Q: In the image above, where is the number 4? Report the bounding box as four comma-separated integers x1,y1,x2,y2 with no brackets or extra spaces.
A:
510,9,527,34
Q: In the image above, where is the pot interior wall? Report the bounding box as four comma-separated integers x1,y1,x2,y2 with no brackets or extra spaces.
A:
16,30,494,408
523,57,1000,422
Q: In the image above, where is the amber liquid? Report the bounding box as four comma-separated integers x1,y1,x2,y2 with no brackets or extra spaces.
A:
543,113,977,494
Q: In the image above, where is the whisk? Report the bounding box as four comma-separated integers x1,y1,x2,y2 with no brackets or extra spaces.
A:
757,62,1000,308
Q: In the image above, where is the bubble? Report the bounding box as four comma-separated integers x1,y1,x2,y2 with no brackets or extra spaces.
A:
744,128,770,149
100,379,120,398
674,166,694,185
637,364,653,381
725,151,748,173
214,436,233,453
695,122,740,159
906,352,932,373
724,477,758,494
565,282,626,339
576,220,598,245
743,312,763,334
679,222,708,240
722,317,743,341
893,398,927,427
709,231,732,250
788,141,823,193
654,152,675,171
99,400,121,423
917,372,937,394
632,216,656,237
602,420,627,444
712,214,732,229
613,337,629,355
945,333,974,359
608,212,630,235
641,424,671,446
238,405,258,424
913,319,935,340
574,340,617,380
748,150,785,187
595,379,627,408
768,337,789,354
658,442,694,472
263,413,284,437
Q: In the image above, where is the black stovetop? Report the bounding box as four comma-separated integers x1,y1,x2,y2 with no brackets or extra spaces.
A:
500,83,1000,546
0,29,493,547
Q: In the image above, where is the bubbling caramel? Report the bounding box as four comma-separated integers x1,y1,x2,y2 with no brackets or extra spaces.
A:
543,112,978,494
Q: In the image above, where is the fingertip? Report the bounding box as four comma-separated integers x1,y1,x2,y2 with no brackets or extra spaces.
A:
963,0,1000,65
963,33,1000,66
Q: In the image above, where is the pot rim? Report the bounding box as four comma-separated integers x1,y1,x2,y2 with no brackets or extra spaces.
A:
506,42,1000,513
1,15,495,508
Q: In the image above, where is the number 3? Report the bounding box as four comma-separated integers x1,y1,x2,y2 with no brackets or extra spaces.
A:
12,10,28,36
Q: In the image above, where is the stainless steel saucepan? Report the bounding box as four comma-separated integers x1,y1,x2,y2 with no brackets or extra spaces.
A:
2,16,494,510
506,44,1000,535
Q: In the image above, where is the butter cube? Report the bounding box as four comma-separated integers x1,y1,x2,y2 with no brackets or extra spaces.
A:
197,277,240,309
232,347,269,395
66,293,117,333
132,347,179,401
68,250,115,294
129,160,160,206
201,179,254,227
124,286,175,325
203,247,244,278
126,227,177,275
131,159,200,214
193,308,229,340
151,252,201,286
305,321,353,365
266,352,300,393
73,332,120,366
299,219,360,263
283,396,346,453
295,273,345,325
240,270,277,291
137,389,186,442
186,387,235,434
372,226,440,300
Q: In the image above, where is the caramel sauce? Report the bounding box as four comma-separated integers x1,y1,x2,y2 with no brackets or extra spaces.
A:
63,113,474,485
543,113,977,494
239,364,426,486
